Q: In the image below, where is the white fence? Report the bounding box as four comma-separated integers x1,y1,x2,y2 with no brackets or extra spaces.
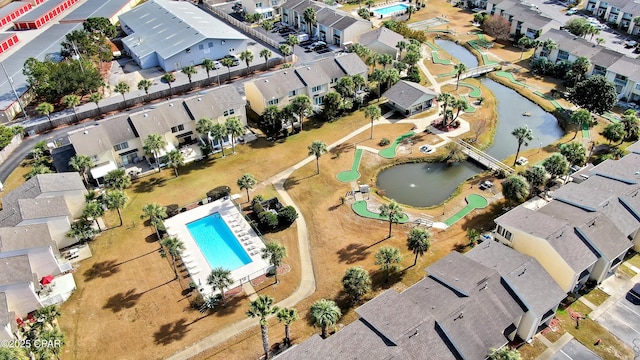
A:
0,134,22,165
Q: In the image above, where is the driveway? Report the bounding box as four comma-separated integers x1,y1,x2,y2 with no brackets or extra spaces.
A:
549,339,601,360
596,290,640,354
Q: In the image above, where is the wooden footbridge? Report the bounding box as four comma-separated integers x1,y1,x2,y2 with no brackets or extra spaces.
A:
460,65,497,80
456,140,514,174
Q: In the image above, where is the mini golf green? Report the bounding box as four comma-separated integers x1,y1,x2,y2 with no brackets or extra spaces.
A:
352,200,410,223
495,72,529,87
582,122,590,139
443,194,488,227
425,41,439,50
533,91,563,110
602,112,621,123
461,96,476,113
336,148,363,182
432,51,452,65
459,82,482,98
379,131,415,159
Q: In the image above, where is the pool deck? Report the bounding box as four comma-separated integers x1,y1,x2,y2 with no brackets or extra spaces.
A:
164,198,269,297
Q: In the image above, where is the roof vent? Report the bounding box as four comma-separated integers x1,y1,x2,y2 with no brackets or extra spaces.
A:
197,98,202,102
144,113,148,117
169,103,174,107
519,269,526,276
307,67,310,70
284,71,287,74
83,131,88,135
264,79,269,83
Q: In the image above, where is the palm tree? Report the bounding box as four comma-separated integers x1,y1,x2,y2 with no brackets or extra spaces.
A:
379,200,403,238
103,190,128,227
62,94,81,122
37,102,55,128
407,227,430,266
303,7,317,36
210,123,228,157
221,57,235,81
239,50,254,74
165,149,185,177
570,108,591,139
488,347,522,360
160,236,185,278
341,266,371,304
375,246,402,282
237,173,258,202
104,168,131,190
83,201,105,232
225,116,244,154
517,37,532,59
276,307,299,346
308,140,328,175
67,217,97,242
35,305,61,327
201,58,216,81
68,154,93,186
406,5,416,20
290,95,312,132
161,72,176,97
364,104,382,140
207,267,234,306
181,65,197,85
542,153,569,180
454,63,468,90
559,141,587,181
261,241,287,284
259,48,272,70
246,295,280,360
502,175,530,204
114,81,130,106
35,328,65,360
511,125,534,166
90,92,103,113
143,134,168,172
137,79,154,101
142,203,167,240
396,40,407,60
310,299,341,338
286,34,300,53
196,117,214,145
279,44,292,62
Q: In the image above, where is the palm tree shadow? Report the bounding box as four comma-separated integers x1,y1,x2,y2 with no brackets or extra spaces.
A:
283,174,315,190
133,177,167,193
212,294,245,317
114,248,158,266
103,288,142,312
336,243,370,264
154,318,190,345
83,260,120,281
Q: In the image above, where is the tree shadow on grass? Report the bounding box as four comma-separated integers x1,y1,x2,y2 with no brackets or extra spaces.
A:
145,233,159,244
336,243,370,264
284,174,316,190
133,176,167,193
83,260,120,281
114,248,159,266
212,293,245,318
103,288,142,312
330,143,354,158
154,318,190,345
371,269,405,292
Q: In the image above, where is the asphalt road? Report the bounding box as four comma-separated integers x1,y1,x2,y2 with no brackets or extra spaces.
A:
596,292,640,354
550,339,601,360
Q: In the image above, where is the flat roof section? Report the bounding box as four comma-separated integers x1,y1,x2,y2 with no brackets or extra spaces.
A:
16,0,75,22
0,2,31,20
0,22,81,110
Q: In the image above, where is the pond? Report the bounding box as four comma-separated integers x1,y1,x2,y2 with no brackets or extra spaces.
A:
435,39,479,68
375,42,565,207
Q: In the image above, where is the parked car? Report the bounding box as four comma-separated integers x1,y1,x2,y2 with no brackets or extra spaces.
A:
631,283,640,298
624,40,638,48
566,8,577,15
314,43,328,51
219,55,240,66
306,41,326,51
212,60,222,69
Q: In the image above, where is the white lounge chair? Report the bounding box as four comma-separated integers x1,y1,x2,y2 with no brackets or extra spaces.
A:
182,251,193,257
190,268,201,275
183,257,195,264
250,250,259,256
246,245,256,251
187,262,199,270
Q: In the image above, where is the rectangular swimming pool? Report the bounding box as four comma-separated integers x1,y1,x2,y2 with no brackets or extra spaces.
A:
187,213,252,271
374,3,408,16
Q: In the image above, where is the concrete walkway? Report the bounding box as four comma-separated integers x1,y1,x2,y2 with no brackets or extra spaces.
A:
536,333,574,360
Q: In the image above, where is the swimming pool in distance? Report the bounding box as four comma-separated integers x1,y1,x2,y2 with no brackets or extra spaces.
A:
187,213,251,271
373,3,409,16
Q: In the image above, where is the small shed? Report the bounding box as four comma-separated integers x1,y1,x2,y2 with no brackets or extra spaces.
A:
382,80,437,117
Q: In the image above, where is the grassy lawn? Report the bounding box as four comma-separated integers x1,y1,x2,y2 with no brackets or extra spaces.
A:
518,337,548,360
582,288,610,307
626,253,640,269
553,302,634,360
617,263,637,278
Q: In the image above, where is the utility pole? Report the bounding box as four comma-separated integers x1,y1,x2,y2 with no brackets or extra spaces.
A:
1,62,27,120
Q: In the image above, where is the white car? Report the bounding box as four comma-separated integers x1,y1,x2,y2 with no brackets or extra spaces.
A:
212,60,222,69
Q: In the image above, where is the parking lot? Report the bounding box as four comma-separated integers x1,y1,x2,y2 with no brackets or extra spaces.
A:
596,289,640,354
521,0,639,57
550,339,600,360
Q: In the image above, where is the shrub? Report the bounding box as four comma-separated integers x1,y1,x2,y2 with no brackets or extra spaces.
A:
278,205,298,225
379,138,391,146
357,8,370,20
166,204,180,217
251,194,265,206
253,202,265,214
258,211,279,229
206,186,231,201
404,66,421,83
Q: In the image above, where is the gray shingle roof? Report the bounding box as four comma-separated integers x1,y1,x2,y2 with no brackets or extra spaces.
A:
0,224,54,252
359,27,404,50
466,241,566,315
0,292,10,328
382,80,437,109
590,48,624,69
129,100,192,141
0,255,33,286
17,197,70,221
608,56,640,83
119,0,247,59
335,52,368,76
182,85,245,122
538,29,602,59
1,173,84,210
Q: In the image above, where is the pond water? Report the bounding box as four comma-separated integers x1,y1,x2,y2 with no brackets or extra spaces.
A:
435,39,479,68
375,42,565,207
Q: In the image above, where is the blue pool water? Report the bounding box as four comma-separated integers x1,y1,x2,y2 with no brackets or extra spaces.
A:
374,3,409,15
187,213,252,271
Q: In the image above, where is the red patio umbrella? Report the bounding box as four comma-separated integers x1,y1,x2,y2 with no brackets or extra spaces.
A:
40,275,54,285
